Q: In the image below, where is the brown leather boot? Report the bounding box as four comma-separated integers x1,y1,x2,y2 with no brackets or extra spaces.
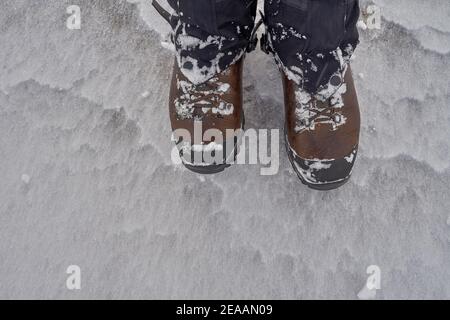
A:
283,66,361,190
170,59,245,174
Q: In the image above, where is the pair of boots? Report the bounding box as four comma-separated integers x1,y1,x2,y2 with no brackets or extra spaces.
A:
154,0,361,190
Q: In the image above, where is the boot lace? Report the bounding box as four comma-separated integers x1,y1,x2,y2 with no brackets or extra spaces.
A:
295,82,347,133
175,75,234,120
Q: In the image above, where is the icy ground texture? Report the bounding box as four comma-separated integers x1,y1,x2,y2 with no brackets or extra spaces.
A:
0,0,449,299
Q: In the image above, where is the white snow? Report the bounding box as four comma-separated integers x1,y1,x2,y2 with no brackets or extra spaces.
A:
357,285,377,300
0,0,448,300
344,151,356,164
191,142,224,153
357,20,368,31
21,174,31,185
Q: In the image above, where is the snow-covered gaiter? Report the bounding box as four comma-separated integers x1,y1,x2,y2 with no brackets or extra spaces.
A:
166,0,258,84
263,0,360,94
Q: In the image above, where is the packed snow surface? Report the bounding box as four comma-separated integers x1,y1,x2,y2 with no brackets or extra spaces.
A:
0,0,449,299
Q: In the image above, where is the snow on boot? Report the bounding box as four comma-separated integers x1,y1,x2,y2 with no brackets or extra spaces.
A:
169,58,245,174
262,0,361,189
283,66,361,190
152,0,259,173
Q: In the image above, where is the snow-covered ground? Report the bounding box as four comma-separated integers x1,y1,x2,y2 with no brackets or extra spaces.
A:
0,0,449,299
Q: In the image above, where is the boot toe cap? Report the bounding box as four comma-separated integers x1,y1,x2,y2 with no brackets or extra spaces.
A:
288,145,358,191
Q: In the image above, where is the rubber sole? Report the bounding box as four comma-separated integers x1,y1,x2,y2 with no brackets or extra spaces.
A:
284,132,351,191
184,162,231,175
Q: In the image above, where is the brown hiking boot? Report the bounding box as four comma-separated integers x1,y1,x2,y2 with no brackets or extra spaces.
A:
169,58,245,174
283,66,361,190
150,0,260,174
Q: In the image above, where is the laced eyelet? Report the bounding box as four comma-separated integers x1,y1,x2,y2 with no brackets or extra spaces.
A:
299,118,310,127
333,114,342,124
330,75,342,87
